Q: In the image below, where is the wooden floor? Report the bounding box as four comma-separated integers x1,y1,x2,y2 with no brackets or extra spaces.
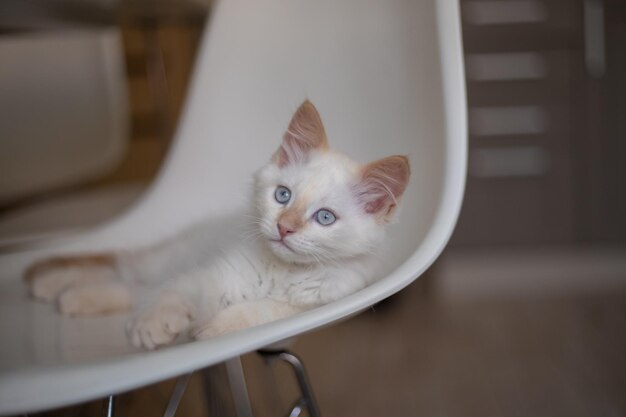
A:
310,294,623,416
243,280,626,417
38,272,626,417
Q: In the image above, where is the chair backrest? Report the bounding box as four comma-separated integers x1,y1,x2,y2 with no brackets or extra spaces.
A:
57,0,466,280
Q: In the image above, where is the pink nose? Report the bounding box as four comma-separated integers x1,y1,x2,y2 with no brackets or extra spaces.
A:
277,222,295,239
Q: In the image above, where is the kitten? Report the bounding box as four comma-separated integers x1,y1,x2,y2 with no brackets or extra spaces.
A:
24,100,410,349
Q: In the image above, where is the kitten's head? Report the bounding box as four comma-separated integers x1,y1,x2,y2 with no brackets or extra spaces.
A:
254,100,410,265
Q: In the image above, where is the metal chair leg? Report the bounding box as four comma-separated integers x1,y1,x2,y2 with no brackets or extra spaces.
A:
163,372,193,417
201,361,249,417
287,398,307,417
102,395,115,417
100,372,191,417
225,357,254,417
258,349,322,417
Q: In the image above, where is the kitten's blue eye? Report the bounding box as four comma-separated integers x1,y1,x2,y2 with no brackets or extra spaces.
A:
315,209,336,226
274,186,291,204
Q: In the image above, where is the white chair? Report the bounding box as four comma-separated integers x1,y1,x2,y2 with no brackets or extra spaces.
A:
0,0,467,414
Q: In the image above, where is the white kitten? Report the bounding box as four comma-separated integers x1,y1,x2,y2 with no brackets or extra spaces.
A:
25,100,410,349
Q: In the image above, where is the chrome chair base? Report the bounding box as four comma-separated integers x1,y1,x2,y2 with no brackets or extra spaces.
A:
99,349,321,417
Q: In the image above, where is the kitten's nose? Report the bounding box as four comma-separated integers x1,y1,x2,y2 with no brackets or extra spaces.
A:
277,222,295,239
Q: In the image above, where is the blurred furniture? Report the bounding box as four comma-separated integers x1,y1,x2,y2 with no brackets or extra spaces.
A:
0,0,467,414
453,0,626,246
0,29,127,205
0,2,207,248
0,28,131,245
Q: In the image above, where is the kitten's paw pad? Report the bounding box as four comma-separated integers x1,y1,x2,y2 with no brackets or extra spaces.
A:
25,255,116,302
128,304,192,350
58,282,132,316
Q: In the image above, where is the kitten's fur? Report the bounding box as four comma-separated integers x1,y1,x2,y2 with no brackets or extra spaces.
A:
25,100,410,349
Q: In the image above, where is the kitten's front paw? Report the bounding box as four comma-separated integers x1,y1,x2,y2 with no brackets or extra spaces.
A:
192,304,260,340
192,300,302,340
128,295,194,350
192,317,239,340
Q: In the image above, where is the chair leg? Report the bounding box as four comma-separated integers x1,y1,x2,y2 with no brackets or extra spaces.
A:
102,395,115,417
201,361,249,417
287,398,307,417
225,357,254,417
163,372,193,417
258,349,322,417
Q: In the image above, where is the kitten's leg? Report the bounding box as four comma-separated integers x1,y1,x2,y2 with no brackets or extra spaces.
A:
25,255,134,317
24,232,199,315
128,290,196,350
59,280,133,316
25,254,118,302
128,265,227,349
193,300,304,339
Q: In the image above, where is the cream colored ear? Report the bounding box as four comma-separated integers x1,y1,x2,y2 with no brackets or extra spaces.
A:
274,100,329,167
355,155,411,221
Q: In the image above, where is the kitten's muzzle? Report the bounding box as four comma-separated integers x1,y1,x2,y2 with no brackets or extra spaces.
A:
269,238,295,253
277,222,296,239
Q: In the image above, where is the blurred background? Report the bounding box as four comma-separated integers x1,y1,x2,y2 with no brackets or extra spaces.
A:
1,0,625,416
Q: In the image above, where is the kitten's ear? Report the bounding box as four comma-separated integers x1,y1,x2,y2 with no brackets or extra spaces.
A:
356,155,411,221
274,100,328,167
